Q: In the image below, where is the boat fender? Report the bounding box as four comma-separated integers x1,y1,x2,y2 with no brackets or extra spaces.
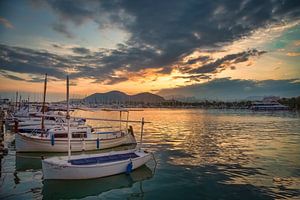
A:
126,160,133,174
96,138,100,149
51,134,55,146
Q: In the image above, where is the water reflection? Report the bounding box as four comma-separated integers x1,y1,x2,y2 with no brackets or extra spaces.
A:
42,165,154,199
15,154,41,171
1,109,300,199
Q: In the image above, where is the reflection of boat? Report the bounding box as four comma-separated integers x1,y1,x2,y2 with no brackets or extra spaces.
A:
15,154,41,171
42,165,154,200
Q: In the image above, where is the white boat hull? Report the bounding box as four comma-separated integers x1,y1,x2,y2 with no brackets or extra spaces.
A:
16,132,136,152
42,149,152,179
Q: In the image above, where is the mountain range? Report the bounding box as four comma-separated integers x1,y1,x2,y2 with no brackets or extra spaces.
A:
83,91,165,103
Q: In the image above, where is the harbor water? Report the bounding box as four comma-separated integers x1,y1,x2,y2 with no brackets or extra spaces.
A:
1,109,300,199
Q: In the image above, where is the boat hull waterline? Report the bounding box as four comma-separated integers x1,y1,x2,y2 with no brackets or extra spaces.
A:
42,149,152,179
16,132,136,152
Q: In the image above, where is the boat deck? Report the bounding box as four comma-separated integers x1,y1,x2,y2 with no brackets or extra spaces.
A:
69,152,139,165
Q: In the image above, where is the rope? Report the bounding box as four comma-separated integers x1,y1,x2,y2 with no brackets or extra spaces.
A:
16,154,43,159
151,152,157,175
6,153,42,159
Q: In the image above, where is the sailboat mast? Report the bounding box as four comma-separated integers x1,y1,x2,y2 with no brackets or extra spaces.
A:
28,96,30,112
67,75,71,160
140,117,144,150
15,91,18,111
41,73,47,137
119,111,122,132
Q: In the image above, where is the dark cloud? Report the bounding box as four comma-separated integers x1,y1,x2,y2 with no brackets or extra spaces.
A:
0,70,26,81
1,0,300,85
41,0,300,75
173,74,211,82
52,43,62,48
0,69,56,83
27,76,54,83
0,44,69,79
71,47,91,55
188,49,266,74
0,44,130,84
69,81,77,86
45,0,100,25
52,22,74,38
185,56,212,65
101,77,129,85
156,66,173,74
157,78,300,100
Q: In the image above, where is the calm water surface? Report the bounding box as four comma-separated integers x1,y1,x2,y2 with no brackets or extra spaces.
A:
1,109,300,199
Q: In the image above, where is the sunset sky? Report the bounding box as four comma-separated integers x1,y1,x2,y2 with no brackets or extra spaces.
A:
0,0,300,101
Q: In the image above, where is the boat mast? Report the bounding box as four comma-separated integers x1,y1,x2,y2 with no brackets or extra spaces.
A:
15,91,18,112
126,111,129,131
140,117,144,150
41,73,47,137
119,111,122,132
67,75,71,160
19,94,21,110
28,96,30,112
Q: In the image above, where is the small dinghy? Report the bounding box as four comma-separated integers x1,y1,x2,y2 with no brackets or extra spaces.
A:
42,76,154,180
42,148,152,179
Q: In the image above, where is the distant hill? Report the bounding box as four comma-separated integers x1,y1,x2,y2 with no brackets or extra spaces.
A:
84,90,165,103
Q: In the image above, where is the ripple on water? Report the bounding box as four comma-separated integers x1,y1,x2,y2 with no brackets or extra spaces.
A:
1,109,300,199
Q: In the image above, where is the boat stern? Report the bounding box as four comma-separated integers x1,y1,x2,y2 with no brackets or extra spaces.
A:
127,125,137,144
42,157,69,180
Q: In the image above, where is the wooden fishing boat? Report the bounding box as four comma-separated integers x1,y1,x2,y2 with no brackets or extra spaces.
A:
42,76,153,180
16,127,136,152
42,148,152,179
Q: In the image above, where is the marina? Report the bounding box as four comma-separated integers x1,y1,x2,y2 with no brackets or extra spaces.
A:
0,108,299,199
1,0,300,199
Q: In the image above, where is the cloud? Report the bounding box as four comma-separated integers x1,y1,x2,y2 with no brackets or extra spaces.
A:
52,43,62,48
40,0,300,75
0,17,14,29
45,0,100,25
294,40,300,46
286,52,300,56
157,78,300,100
101,77,129,85
0,44,70,80
1,0,300,86
0,70,26,81
0,44,134,84
52,22,74,38
185,56,212,65
27,76,48,83
173,74,211,83
187,49,266,74
71,47,91,55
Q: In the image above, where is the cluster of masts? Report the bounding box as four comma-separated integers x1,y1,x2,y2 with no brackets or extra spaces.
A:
2,74,155,180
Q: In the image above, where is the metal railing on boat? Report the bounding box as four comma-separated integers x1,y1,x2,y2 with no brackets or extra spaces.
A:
37,114,151,124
